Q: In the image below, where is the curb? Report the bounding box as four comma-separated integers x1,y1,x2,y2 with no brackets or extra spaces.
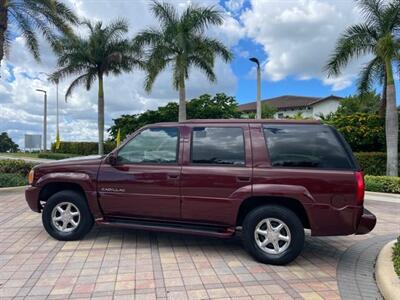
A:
376,240,400,300
0,186,27,193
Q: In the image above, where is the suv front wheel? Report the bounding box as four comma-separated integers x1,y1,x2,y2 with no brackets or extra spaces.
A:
242,205,304,265
42,190,94,241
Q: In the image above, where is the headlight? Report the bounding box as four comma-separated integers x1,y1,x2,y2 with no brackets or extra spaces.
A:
28,169,34,185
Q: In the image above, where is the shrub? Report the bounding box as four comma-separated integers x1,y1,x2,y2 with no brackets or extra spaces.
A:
0,159,36,176
51,141,116,155
0,173,27,187
354,152,400,175
325,113,386,152
393,236,400,278
364,175,400,193
38,153,78,160
354,152,388,176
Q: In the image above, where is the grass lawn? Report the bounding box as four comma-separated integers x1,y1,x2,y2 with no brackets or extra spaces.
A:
0,152,40,159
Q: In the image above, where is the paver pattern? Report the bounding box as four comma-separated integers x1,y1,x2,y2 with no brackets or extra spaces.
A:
0,191,399,300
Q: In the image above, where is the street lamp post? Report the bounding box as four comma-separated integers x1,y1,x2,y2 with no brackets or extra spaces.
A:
55,78,59,141
36,89,47,151
249,57,261,119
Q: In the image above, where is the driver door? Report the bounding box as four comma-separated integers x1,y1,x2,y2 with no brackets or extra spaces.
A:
97,126,181,220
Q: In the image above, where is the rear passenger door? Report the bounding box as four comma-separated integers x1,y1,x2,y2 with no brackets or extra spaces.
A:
180,124,252,226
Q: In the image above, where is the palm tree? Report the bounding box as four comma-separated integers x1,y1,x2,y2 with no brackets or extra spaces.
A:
0,0,78,65
50,20,142,155
134,1,233,122
325,0,400,176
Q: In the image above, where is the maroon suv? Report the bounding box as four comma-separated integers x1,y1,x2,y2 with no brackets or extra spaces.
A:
25,119,376,265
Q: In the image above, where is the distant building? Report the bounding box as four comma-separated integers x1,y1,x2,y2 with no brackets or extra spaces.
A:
238,95,342,119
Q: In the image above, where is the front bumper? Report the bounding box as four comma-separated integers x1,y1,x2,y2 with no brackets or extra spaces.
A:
355,208,376,234
25,186,41,212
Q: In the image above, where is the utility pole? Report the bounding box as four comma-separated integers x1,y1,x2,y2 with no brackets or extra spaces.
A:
249,57,261,119
36,89,47,151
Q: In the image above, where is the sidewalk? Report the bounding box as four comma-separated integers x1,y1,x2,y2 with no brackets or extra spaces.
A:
365,191,400,203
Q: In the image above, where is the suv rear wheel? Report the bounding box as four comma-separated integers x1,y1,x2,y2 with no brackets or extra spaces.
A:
242,205,304,265
42,190,94,241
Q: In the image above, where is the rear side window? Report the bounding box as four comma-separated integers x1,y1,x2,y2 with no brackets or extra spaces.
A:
191,127,245,166
263,124,351,169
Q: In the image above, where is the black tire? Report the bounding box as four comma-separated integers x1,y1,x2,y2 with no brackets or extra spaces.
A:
242,205,304,265
42,190,94,241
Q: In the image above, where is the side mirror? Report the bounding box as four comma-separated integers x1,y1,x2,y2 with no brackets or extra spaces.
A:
107,153,117,166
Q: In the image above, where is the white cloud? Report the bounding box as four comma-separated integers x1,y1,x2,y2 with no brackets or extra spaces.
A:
224,0,245,15
0,0,240,149
241,0,370,90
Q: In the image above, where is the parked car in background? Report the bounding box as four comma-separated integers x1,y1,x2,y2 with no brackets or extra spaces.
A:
25,119,376,265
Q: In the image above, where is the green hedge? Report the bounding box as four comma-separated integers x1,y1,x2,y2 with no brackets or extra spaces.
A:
51,141,116,155
325,113,386,152
354,152,399,176
365,175,400,194
0,159,36,176
0,173,27,187
0,159,36,187
393,236,400,278
38,152,78,160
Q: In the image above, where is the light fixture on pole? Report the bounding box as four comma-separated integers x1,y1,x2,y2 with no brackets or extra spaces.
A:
249,57,261,119
36,89,47,151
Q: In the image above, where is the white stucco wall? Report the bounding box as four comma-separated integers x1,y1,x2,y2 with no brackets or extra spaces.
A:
311,99,341,118
273,99,341,119
273,108,313,119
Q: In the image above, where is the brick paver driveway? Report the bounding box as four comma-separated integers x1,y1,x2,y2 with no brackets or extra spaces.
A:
0,191,399,300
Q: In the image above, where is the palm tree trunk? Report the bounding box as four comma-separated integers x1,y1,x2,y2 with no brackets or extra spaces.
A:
379,73,387,117
384,59,398,176
178,80,186,122
98,73,105,155
0,1,7,66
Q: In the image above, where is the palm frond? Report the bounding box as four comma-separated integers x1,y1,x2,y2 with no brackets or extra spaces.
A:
103,19,129,42
325,24,376,76
357,56,384,94
8,9,40,60
189,56,216,82
380,0,400,34
7,0,78,61
194,37,233,62
65,72,91,100
133,28,164,48
182,4,223,33
150,1,178,27
356,0,384,28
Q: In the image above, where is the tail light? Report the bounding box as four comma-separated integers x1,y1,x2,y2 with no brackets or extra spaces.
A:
355,171,365,205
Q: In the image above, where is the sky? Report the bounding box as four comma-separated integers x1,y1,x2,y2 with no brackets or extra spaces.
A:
0,0,399,149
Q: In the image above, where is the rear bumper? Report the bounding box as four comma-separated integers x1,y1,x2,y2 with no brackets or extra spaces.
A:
25,186,41,213
355,208,377,234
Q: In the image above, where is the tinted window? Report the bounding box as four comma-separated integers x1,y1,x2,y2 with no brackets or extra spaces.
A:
191,127,245,166
118,127,178,164
263,124,351,169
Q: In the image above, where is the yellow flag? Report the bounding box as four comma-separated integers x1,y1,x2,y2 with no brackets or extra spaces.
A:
116,128,121,147
55,131,61,150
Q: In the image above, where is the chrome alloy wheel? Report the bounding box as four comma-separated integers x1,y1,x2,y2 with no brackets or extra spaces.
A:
254,218,291,254
51,202,81,232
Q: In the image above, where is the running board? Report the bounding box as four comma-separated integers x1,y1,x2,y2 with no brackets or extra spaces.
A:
97,217,235,238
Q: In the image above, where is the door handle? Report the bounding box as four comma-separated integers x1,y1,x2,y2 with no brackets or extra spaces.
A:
167,174,180,180
237,176,250,182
